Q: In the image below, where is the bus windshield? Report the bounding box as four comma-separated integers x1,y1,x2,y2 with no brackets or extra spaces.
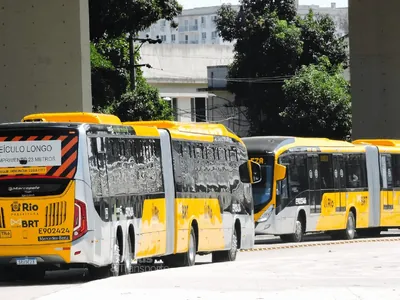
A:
250,155,274,212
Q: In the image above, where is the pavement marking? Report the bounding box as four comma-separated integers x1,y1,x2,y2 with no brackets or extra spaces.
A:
240,237,400,252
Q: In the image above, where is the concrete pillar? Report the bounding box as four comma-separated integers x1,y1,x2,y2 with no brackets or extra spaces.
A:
349,0,400,139
0,0,92,123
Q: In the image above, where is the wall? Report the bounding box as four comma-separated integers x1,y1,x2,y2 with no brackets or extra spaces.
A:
349,0,400,138
0,0,92,122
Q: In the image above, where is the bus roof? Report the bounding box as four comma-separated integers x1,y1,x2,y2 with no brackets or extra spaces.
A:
22,112,122,125
353,139,400,147
242,136,356,154
123,120,242,142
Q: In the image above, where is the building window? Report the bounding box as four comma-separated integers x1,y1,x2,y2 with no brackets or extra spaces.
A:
161,35,167,42
202,32,207,39
171,34,176,42
201,16,206,27
211,31,218,39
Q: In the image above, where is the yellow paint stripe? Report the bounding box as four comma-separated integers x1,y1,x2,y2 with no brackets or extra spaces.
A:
239,237,400,252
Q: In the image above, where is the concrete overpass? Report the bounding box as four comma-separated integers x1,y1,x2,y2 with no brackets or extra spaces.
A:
0,0,397,139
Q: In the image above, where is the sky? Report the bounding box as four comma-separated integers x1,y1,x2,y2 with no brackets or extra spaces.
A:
179,0,348,10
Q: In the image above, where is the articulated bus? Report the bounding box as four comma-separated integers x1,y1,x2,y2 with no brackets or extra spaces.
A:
0,113,260,281
242,136,400,243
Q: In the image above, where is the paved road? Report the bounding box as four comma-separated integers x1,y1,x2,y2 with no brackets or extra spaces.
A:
2,232,400,300
37,240,400,300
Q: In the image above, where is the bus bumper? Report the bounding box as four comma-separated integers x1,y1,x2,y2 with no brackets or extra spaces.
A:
0,243,72,265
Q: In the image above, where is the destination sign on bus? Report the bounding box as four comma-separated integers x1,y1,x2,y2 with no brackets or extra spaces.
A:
0,140,62,167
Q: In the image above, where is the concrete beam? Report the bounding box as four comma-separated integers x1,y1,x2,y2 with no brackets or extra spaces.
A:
349,0,400,139
0,0,92,123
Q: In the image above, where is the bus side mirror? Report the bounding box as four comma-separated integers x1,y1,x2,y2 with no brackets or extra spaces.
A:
275,164,286,181
250,161,262,184
239,161,262,184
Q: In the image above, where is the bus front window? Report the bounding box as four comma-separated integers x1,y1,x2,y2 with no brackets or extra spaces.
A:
252,164,273,210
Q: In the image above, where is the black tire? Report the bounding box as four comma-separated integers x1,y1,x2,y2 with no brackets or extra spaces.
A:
182,226,197,266
164,226,197,267
212,227,238,263
283,216,304,243
341,211,356,240
89,237,122,279
122,234,133,275
111,237,121,276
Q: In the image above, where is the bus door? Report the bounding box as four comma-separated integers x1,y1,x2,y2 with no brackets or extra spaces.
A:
333,155,346,213
307,154,321,215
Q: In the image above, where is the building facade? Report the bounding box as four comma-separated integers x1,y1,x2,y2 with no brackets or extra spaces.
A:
138,2,348,45
138,44,235,124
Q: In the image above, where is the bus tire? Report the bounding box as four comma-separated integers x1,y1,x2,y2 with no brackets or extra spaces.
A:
183,226,197,267
110,238,121,276
284,215,305,243
165,226,197,268
341,211,356,240
212,227,238,263
122,233,133,275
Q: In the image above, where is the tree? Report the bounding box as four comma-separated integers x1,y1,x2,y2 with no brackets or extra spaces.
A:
92,40,173,121
215,0,349,137
90,37,130,111
89,0,182,41
102,76,173,122
281,57,351,139
89,0,179,120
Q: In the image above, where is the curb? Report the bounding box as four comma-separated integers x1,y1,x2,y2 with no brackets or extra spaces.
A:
239,237,400,252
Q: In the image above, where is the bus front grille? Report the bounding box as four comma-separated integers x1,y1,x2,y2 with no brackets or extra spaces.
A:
45,201,67,227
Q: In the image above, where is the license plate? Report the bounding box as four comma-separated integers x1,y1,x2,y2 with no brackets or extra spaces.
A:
16,257,37,265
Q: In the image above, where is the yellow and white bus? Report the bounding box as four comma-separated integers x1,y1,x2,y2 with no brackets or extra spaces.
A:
242,136,400,242
0,113,260,281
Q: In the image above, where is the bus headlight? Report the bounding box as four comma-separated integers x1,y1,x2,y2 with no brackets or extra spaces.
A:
258,205,274,223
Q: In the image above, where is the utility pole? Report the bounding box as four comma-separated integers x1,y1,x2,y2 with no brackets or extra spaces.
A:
128,34,162,91
128,32,135,91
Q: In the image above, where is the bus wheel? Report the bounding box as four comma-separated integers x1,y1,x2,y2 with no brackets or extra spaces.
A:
122,234,133,275
212,227,238,263
110,239,121,276
285,216,305,243
184,226,197,266
164,226,197,268
341,211,356,240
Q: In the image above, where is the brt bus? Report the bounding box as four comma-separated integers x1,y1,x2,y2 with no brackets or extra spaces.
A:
242,136,400,243
0,113,260,281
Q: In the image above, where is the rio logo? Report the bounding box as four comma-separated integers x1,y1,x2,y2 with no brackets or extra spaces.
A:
11,202,39,212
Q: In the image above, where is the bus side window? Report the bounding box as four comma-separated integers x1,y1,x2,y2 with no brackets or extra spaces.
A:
345,154,367,189
392,155,400,188
288,154,308,198
319,154,334,190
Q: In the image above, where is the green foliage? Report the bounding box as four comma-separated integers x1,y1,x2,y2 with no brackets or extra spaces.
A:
89,1,177,121
89,0,182,41
216,0,350,138
281,57,351,139
102,79,173,122
91,37,130,110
